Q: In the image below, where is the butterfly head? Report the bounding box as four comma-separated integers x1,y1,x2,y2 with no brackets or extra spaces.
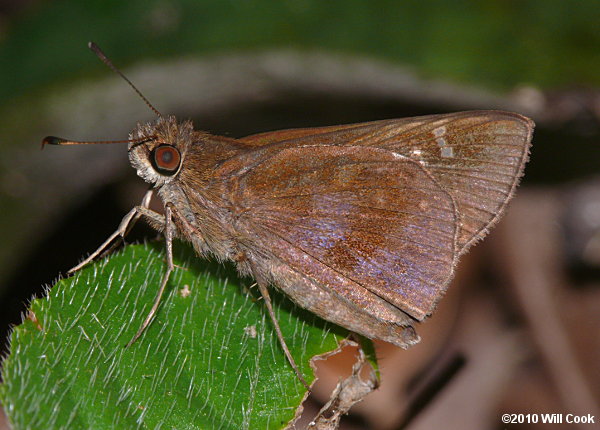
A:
128,116,193,187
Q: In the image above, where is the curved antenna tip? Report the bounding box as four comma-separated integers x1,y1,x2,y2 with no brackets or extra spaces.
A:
41,136,66,148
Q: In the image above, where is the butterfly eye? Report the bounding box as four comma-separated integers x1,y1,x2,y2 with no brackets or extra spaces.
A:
152,145,181,175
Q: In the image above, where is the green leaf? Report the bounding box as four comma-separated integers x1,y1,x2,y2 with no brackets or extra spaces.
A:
0,242,351,429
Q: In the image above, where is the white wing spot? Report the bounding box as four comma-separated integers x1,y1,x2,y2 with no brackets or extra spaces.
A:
433,127,454,158
411,148,423,157
441,146,454,158
391,152,407,159
433,126,446,137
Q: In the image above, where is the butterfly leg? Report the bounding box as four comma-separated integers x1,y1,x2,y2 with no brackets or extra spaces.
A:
255,277,310,390
126,202,201,346
68,189,157,273
126,204,175,347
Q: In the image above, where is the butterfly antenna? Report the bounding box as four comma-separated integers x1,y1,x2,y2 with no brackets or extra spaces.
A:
88,41,162,118
41,135,154,149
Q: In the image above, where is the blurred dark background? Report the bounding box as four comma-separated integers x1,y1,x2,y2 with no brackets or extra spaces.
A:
0,1,599,429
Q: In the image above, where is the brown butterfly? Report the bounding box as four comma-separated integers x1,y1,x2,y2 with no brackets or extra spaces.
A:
44,43,534,387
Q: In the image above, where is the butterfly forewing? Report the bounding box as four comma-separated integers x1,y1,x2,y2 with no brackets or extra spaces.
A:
231,111,532,320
